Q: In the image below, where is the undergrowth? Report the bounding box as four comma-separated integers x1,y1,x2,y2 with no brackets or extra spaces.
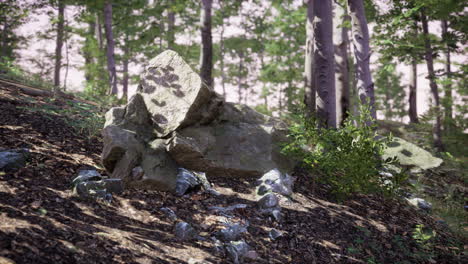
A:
283,105,407,201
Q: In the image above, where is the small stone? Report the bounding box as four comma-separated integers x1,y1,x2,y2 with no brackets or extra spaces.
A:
175,168,200,196
258,193,279,209
269,229,283,240
226,240,250,264
174,222,196,241
71,170,102,189
406,197,432,211
160,207,177,221
0,149,29,172
216,223,247,242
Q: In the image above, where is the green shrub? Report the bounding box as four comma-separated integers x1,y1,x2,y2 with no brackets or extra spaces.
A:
282,105,405,200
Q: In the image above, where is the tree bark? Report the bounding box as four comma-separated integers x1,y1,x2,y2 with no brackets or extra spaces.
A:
333,0,350,125
441,20,452,122
200,0,213,88
220,17,226,98
237,51,244,104
307,0,337,128
348,0,376,122
421,9,443,150
409,59,419,123
304,0,315,115
167,0,175,49
84,19,96,83
95,13,103,50
1,23,9,60
103,0,118,95
53,0,65,91
122,32,129,100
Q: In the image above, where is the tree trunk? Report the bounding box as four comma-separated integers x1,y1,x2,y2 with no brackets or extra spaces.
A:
348,0,376,121
441,20,452,122
421,9,443,151
333,0,350,125
84,19,96,83
304,0,315,115
122,32,129,100
167,0,175,49
409,59,419,123
237,51,243,104
53,0,65,91
220,19,226,98
1,23,9,60
309,0,337,128
200,0,213,88
95,13,103,50
103,0,118,95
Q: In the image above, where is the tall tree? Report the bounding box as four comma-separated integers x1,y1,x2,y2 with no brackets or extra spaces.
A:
333,0,350,125
103,0,118,95
200,0,213,88
409,58,419,123
421,8,443,150
304,0,315,116
441,19,452,123
53,0,65,90
167,0,175,49
305,0,337,128
347,0,375,121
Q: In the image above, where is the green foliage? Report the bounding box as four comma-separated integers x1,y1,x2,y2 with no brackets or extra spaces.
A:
283,105,404,200
374,61,406,121
0,58,55,90
412,224,436,250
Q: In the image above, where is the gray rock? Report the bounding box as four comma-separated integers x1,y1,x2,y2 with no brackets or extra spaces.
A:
211,237,225,256
269,229,283,240
175,168,200,196
226,240,250,264
0,149,29,172
257,169,295,196
71,170,102,188
101,125,143,174
174,222,197,241
160,207,178,221
383,137,443,171
167,105,295,178
406,197,432,211
130,139,178,191
216,223,248,242
258,193,279,209
74,179,124,198
137,50,216,137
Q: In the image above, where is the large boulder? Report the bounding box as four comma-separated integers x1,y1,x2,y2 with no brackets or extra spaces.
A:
101,50,295,191
167,103,295,177
137,50,218,137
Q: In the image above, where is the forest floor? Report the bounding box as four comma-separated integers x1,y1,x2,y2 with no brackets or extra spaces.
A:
0,83,466,264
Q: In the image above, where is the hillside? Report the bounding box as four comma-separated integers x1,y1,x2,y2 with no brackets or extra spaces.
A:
0,79,466,263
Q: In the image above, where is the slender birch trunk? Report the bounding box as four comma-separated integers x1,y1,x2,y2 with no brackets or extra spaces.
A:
103,0,118,95
53,0,65,91
348,0,376,122
441,20,452,122
421,9,443,150
409,60,419,123
333,0,350,125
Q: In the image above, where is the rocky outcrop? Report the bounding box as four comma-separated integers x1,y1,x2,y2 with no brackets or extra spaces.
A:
102,50,295,192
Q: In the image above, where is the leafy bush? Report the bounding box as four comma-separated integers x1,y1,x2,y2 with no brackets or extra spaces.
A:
282,105,405,200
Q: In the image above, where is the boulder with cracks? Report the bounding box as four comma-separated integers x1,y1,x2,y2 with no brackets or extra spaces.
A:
102,50,295,192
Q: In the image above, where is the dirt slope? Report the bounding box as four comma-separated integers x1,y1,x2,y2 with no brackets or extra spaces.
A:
0,83,465,264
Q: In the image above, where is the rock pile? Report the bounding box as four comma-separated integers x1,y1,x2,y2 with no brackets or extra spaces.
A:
102,50,295,191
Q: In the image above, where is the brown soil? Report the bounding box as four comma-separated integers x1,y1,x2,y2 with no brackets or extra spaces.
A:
0,84,466,264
